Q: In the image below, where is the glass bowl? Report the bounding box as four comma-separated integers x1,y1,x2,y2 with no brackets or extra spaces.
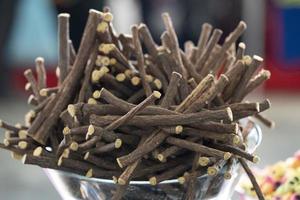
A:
45,121,262,200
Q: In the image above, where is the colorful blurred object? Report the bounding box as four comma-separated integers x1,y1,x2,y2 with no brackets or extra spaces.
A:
239,150,300,199
265,0,300,91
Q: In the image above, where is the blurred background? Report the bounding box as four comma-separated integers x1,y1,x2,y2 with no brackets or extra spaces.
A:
0,0,299,199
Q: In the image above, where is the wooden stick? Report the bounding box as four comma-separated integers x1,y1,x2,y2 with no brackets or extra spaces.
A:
238,158,265,200
165,137,232,160
223,60,247,101
149,164,190,185
131,25,152,97
95,88,177,115
209,142,260,163
183,128,240,144
196,29,223,75
176,74,214,112
231,55,263,102
58,13,70,84
184,74,229,113
157,137,199,162
236,42,246,60
254,113,275,129
104,91,161,131
35,57,47,90
78,41,99,102
90,108,233,127
160,72,182,108
195,23,213,61
242,69,271,98
138,24,158,58
209,21,247,73
24,69,42,102
84,152,119,170
162,13,187,77
69,40,76,65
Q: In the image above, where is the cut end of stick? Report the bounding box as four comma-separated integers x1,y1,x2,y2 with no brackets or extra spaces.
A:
252,155,260,163
131,76,141,86
109,58,117,65
224,152,232,160
157,154,165,162
243,55,252,66
207,166,218,176
84,152,90,160
124,69,132,77
58,13,70,18
15,123,22,128
18,141,28,150
224,172,232,180
97,21,108,33
21,154,28,163
232,135,241,145
112,176,118,184
3,139,9,146
178,176,186,184
153,91,162,99
262,69,271,79
56,67,60,78
87,98,97,105
255,102,260,112
118,178,127,185
234,123,239,134
62,148,70,158
18,130,28,139
239,21,247,30
35,56,45,63
33,147,43,157
116,73,126,82
145,75,154,83
198,157,210,166
39,89,48,97
86,169,93,178
25,83,31,91
202,22,213,31
23,69,32,76
93,90,102,99
149,177,157,185
103,12,113,22
63,126,71,135
116,158,123,168
114,139,122,149
238,42,246,49
253,55,264,63
98,55,110,66
175,125,183,134
226,107,233,122
265,99,271,108
98,43,114,54
69,142,79,151
153,79,162,90
57,156,63,166
67,104,76,117
87,124,95,135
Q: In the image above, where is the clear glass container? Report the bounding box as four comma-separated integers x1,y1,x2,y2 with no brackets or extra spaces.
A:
45,121,262,200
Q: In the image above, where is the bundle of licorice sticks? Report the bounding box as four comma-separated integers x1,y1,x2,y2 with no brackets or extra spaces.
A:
0,7,273,200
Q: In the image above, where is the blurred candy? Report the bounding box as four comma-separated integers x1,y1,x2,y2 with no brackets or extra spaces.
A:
241,150,300,199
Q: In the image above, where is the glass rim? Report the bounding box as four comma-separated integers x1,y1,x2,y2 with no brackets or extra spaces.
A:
45,120,262,185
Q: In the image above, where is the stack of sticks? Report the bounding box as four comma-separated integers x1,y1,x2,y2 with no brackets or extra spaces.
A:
0,8,273,200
